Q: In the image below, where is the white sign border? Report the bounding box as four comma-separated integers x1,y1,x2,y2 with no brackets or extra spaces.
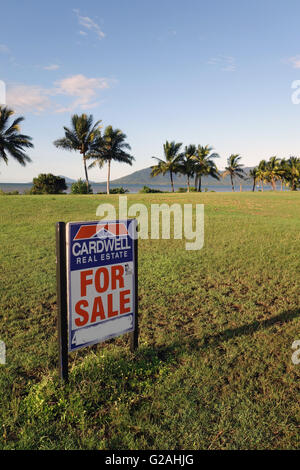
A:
66,219,137,352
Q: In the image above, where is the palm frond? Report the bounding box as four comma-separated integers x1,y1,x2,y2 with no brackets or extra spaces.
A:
0,107,33,166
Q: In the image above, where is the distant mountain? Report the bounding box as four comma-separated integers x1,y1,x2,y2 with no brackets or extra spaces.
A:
58,175,77,183
110,166,254,188
19,166,254,189
58,175,99,184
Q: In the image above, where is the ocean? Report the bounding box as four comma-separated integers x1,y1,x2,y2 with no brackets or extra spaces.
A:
0,182,280,194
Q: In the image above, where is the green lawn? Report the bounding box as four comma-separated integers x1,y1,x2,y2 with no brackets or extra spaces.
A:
0,192,299,450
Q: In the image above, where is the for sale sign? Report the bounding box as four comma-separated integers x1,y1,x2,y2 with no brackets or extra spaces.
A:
66,219,137,351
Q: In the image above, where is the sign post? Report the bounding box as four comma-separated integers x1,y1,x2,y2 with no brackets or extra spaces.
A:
56,222,69,383
56,219,138,382
130,236,138,352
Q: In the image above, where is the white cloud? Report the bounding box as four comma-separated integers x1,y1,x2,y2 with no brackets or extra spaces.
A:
73,9,105,39
53,74,110,111
6,84,52,113
287,56,300,69
5,74,114,113
79,30,87,36
44,64,60,71
208,55,236,72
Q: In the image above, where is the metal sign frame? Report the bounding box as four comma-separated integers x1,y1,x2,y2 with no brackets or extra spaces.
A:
56,220,138,382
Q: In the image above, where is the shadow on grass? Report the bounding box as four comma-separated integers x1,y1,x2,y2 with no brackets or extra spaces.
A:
7,309,299,450
201,308,300,348
131,308,300,365
63,309,300,386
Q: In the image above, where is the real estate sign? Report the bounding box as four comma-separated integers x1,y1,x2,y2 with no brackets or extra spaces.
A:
66,219,137,352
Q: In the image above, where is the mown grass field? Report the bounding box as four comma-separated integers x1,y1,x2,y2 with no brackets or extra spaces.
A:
0,192,299,450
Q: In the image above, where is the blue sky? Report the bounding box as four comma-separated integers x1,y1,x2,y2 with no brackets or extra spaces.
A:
1,0,300,182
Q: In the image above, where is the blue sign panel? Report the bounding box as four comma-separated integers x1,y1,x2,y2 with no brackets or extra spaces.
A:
66,220,136,351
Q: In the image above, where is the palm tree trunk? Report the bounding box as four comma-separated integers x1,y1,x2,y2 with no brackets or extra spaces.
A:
83,154,89,190
195,174,198,192
107,159,111,194
170,171,174,192
252,179,255,192
261,181,264,192
187,176,190,192
272,177,276,191
231,174,234,192
198,176,202,192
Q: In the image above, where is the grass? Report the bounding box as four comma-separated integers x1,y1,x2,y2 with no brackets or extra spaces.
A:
0,192,299,450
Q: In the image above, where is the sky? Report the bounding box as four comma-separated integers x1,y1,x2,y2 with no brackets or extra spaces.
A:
1,0,300,182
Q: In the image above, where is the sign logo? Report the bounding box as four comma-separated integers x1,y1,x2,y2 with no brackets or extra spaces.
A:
74,222,128,240
67,220,136,351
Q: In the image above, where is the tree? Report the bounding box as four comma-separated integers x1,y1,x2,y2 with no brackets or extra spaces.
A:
257,159,268,192
278,158,287,191
192,145,220,192
0,106,33,167
266,156,283,191
284,156,300,191
249,167,258,192
178,145,196,192
54,114,102,190
30,174,67,194
222,154,245,192
88,125,134,194
151,141,182,192
71,179,93,194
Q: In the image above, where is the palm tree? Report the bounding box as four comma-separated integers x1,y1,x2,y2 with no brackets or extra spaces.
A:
249,167,258,192
192,145,220,192
266,156,283,191
88,125,134,194
151,141,182,192
222,154,245,192
0,106,33,167
257,159,268,192
54,114,102,190
178,145,196,192
278,158,287,191
284,156,300,191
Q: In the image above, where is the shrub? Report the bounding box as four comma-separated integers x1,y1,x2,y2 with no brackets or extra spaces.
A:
30,174,67,194
97,187,129,194
0,190,20,195
177,187,196,193
139,185,164,194
71,179,93,194
8,190,20,195
109,187,129,194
